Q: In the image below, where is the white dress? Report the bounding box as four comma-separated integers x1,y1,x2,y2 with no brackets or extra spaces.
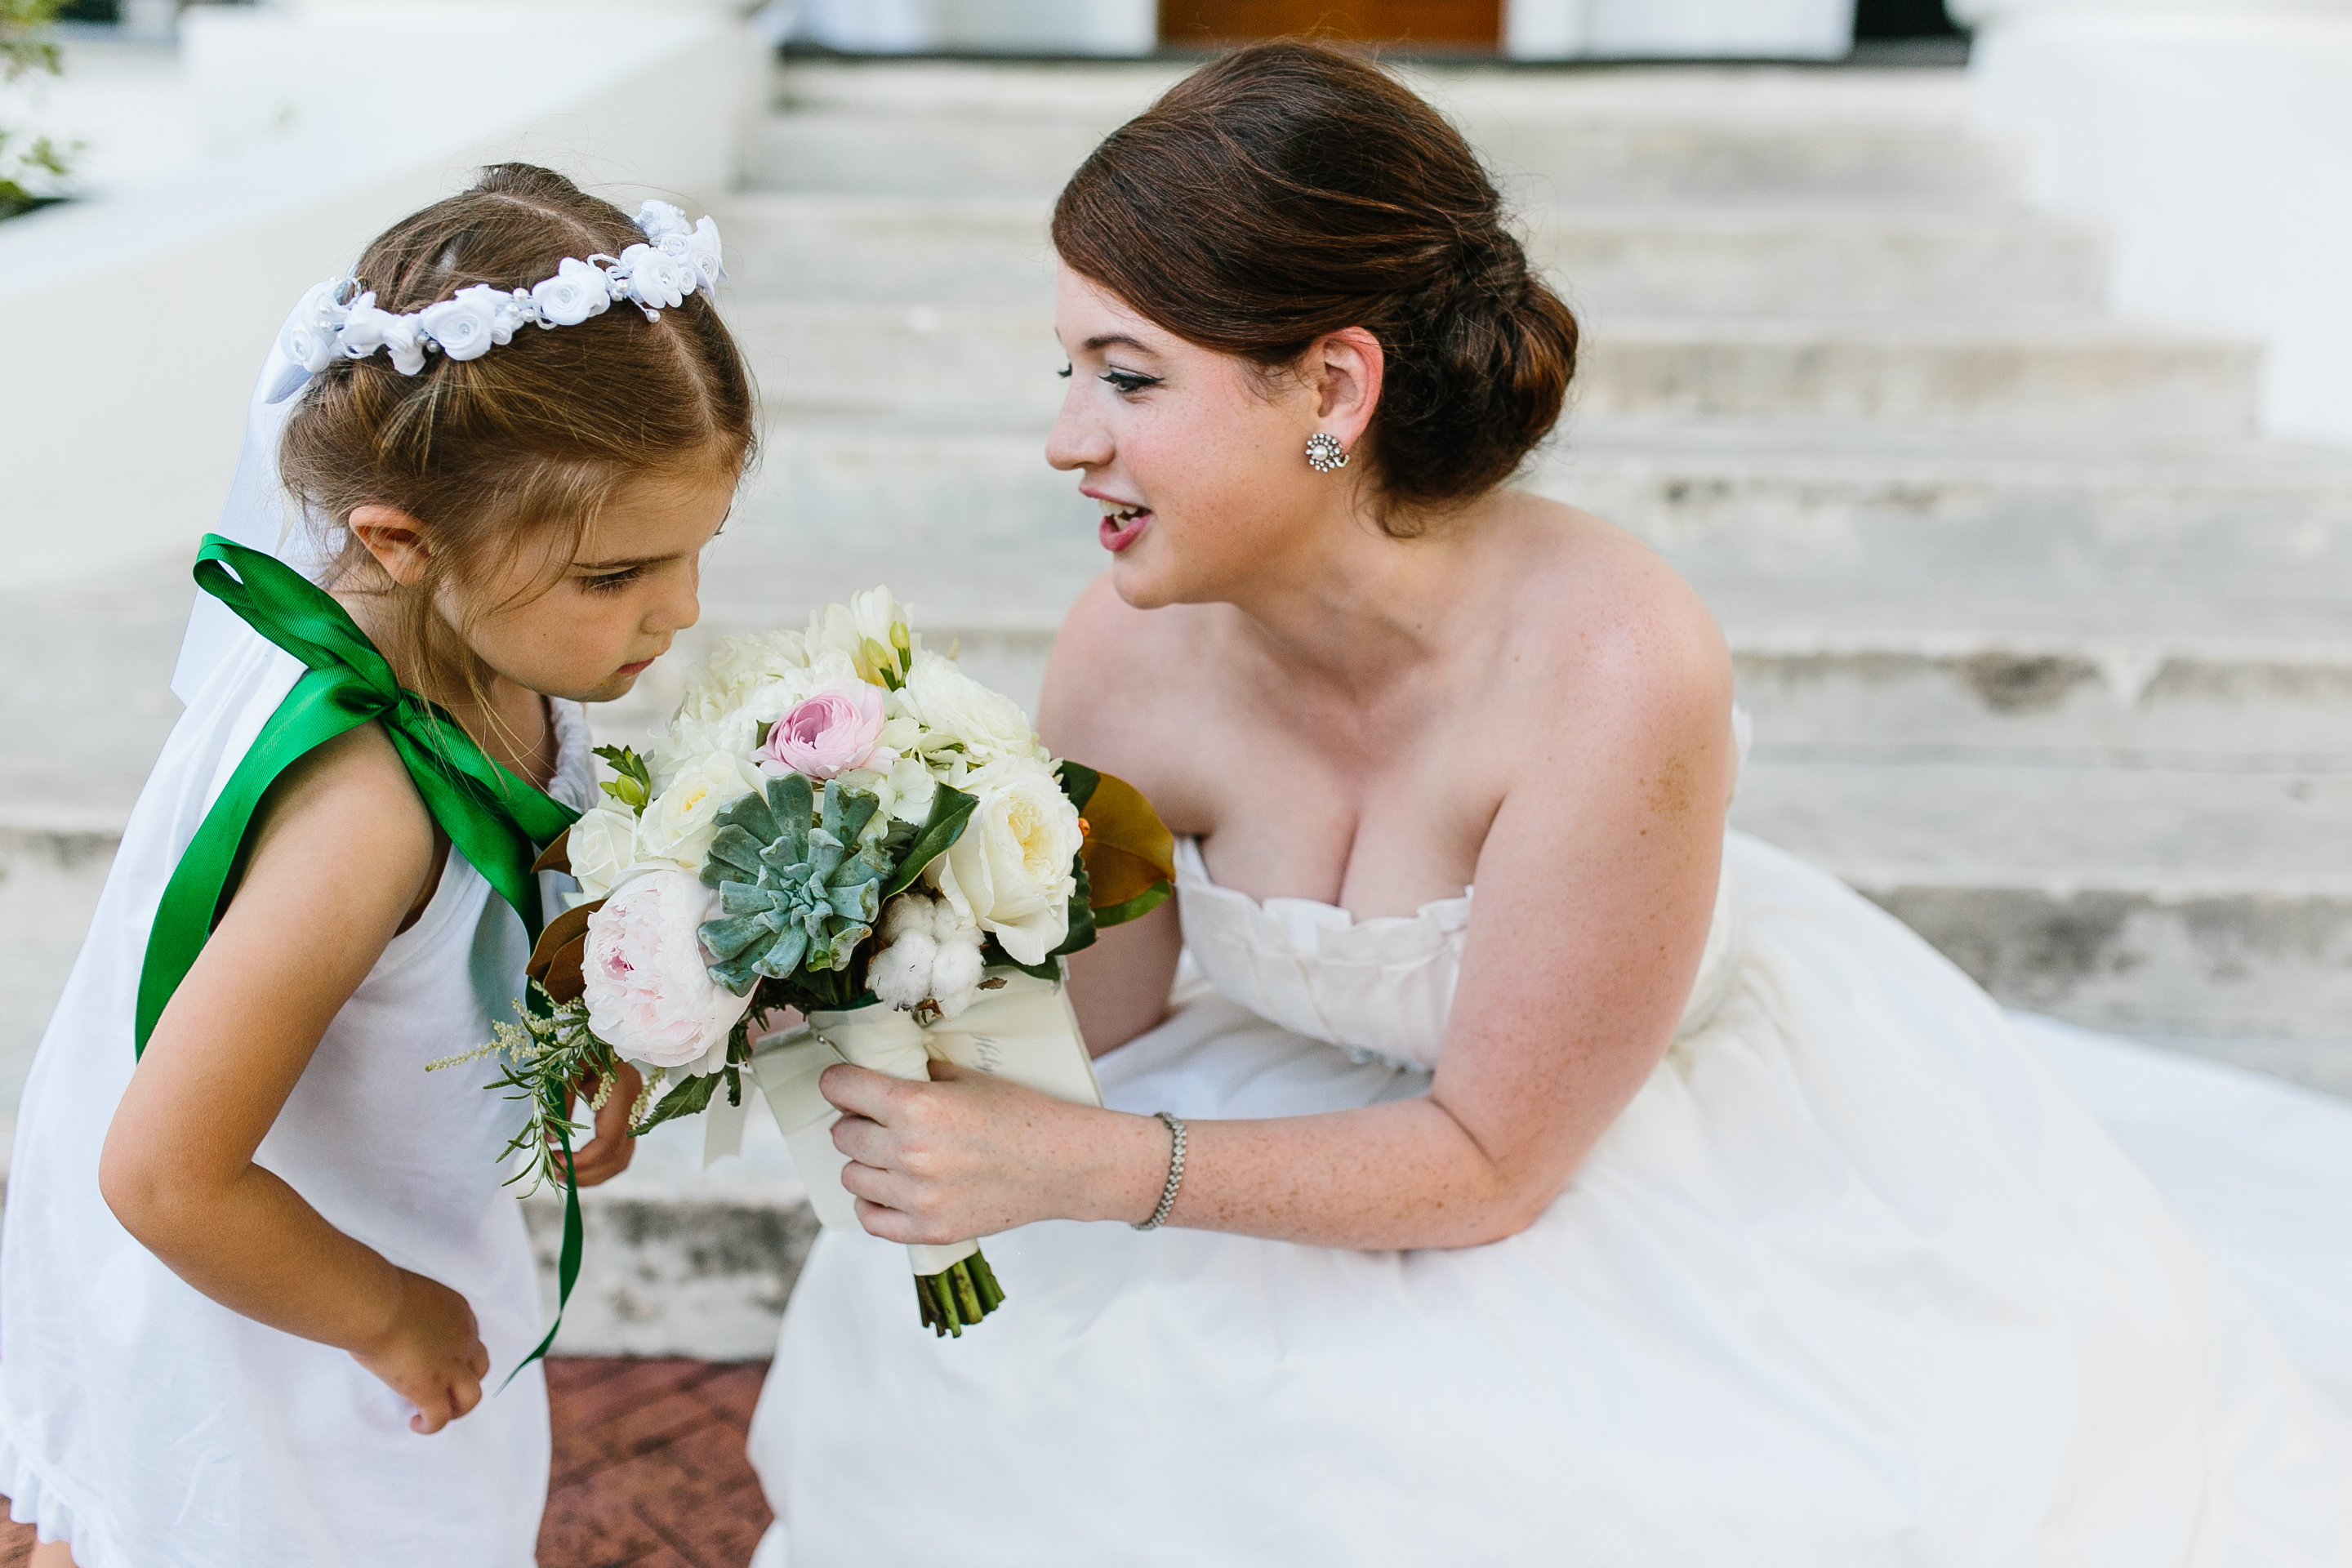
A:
0,624,595,1568
750,831,2352,1566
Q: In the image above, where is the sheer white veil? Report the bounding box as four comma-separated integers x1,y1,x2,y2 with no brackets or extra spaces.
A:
169,323,340,705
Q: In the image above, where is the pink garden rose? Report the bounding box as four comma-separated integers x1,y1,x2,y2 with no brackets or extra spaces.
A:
761,685,886,780
581,871,750,1071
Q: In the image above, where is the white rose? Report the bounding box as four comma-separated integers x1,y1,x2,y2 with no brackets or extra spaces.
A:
902,650,1045,767
808,587,916,688
568,800,645,902
532,256,612,327
635,198,693,246
932,755,1080,967
416,286,505,362
635,751,763,874
646,709,760,795
581,871,750,1071
277,276,348,374
686,215,727,292
621,243,693,311
673,628,813,725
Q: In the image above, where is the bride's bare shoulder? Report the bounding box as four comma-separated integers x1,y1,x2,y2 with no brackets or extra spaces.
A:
1486,491,1731,733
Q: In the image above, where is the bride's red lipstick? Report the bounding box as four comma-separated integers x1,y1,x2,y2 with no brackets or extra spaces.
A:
1099,510,1152,552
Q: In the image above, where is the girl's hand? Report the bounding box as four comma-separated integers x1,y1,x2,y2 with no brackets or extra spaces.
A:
351,1269,491,1435
555,1062,644,1188
822,1062,1166,1243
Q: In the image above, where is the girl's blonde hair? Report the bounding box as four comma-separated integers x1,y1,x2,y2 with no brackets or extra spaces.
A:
279,163,758,707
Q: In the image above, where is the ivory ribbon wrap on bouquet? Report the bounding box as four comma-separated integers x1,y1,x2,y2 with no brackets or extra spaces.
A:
751,970,1105,1277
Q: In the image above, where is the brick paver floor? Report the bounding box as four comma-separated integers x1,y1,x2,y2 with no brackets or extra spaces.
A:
0,1356,772,1568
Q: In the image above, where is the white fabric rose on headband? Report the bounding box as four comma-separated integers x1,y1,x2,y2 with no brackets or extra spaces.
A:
337,295,430,376
278,278,348,376
530,256,612,327
619,243,693,315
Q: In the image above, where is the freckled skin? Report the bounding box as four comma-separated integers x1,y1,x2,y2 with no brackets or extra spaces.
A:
817,268,1735,1252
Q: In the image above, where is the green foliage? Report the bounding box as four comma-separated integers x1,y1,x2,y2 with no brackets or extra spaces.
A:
592,743,653,816
0,0,74,220
434,989,625,1196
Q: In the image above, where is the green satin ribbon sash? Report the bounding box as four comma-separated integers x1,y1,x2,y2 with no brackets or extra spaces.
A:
136,532,586,1374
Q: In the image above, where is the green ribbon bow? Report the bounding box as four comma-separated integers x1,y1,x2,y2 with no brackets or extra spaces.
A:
137,533,587,1375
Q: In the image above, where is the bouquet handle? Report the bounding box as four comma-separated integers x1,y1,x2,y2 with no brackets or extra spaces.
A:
749,969,1104,1329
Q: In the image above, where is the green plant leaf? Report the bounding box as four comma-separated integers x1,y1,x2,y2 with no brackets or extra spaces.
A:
630,1068,721,1136
592,744,653,816
1091,880,1173,929
879,784,977,899
1054,760,1100,813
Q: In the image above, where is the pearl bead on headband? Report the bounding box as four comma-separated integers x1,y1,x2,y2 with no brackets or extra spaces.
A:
265,200,726,404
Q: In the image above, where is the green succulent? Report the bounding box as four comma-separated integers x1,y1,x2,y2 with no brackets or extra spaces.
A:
698,774,889,994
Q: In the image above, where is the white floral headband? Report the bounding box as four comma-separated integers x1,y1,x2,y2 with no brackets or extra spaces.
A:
265,199,727,403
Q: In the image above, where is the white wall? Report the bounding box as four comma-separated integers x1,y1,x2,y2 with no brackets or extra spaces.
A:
0,3,766,588
1508,0,1858,59
1955,0,2352,447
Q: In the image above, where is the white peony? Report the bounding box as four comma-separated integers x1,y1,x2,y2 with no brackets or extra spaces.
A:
902,650,1047,768
635,750,763,874
581,871,749,1071
867,890,985,1019
808,587,916,689
932,755,1080,967
670,627,813,727
531,256,612,327
568,800,646,902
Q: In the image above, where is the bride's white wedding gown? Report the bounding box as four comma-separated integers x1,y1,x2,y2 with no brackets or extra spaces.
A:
749,830,2352,1565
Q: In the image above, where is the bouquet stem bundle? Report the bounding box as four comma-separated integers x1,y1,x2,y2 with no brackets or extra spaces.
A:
916,1253,1005,1338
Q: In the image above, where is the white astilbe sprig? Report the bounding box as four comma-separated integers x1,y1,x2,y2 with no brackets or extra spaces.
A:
868,890,986,1021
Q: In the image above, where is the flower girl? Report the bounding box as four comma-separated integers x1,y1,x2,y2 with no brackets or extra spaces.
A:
0,164,754,1567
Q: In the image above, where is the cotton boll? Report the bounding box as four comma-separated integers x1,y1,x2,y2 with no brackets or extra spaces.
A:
870,929,939,1010
927,927,986,1021
878,892,939,946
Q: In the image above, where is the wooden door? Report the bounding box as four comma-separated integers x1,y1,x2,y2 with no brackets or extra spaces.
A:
1161,1,1503,48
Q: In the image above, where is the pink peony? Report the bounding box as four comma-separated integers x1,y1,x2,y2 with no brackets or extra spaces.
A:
761,685,885,780
581,871,751,1071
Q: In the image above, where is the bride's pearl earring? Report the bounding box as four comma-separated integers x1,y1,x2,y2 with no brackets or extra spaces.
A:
1305,432,1349,473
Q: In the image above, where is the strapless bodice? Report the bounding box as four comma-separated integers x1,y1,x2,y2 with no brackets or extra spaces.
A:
1173,835,1742,1071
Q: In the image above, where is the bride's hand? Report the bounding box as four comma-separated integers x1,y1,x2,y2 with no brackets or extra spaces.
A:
819,1061,1163,1243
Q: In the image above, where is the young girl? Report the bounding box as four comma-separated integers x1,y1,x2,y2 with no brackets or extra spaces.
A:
0,164,755,1567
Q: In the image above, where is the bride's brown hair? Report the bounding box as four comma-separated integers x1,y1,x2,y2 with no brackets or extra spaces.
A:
278,163,756,704
1052,41,1578,531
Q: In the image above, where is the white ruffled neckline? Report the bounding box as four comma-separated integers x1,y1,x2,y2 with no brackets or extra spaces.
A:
1173,836,1472,947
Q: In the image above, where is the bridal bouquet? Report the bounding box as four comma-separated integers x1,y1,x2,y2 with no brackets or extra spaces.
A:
468,588,1173,1336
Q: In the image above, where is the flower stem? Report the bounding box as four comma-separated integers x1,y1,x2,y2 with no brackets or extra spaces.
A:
913,1249,1006,1338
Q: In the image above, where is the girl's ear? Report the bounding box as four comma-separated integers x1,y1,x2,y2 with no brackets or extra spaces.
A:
347,504,433,586
1308,326,1384,452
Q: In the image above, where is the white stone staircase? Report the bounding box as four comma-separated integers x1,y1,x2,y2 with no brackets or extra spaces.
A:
628,56,2352,1094
8,55,2350,1354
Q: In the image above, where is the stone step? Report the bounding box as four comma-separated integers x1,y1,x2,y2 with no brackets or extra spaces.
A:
714,192,2107,320
729,301,2257,437
728,414,2352,586
755,64,2011,206
1731,761,2352,1071
613,545,2352,772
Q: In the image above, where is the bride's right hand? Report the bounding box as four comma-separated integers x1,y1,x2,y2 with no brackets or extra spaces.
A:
822,1061,1168,1242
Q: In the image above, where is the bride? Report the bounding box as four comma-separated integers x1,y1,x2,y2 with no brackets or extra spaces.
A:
749,42,2350,1562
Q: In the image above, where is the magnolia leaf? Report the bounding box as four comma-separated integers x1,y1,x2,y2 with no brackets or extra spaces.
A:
1074,769,1175,915
526,898,602,1004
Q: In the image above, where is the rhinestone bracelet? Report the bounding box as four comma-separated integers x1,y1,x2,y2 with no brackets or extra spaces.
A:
1132,1111,1187,1232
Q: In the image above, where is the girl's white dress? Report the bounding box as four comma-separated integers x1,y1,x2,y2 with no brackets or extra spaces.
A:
0,622,595,1568
750,831,2352,1566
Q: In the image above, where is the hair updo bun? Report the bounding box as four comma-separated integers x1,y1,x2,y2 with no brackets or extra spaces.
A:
1051,42,1578,528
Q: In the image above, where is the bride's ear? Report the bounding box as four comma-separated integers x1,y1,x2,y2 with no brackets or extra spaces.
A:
347,503,434,586
1309,327,1384,451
